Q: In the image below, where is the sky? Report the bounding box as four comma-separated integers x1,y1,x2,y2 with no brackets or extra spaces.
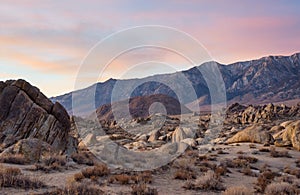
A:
1,0,300,97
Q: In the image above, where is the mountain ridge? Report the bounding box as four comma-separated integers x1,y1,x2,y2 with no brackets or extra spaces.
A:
51,52,300,116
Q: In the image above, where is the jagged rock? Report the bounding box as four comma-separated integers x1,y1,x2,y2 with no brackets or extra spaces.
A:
0,79,75,154
148,129,161,142
227,124,274,144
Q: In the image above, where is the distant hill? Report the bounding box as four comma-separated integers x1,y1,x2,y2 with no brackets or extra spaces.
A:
51,52,300,116
95,94,191,121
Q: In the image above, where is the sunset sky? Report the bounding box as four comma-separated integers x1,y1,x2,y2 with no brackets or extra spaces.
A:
1,0,300,97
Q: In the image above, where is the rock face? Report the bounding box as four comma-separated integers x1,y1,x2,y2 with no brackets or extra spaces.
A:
0,79,73,154
227,124,274,144
274,120,300,150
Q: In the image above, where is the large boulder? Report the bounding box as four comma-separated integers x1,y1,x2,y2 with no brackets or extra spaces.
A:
172,127,195,143
274,120,300,150
0,79,74,154
227,124,274,144
0,138,53,163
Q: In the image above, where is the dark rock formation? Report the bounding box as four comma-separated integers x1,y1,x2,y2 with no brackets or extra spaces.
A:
0,79,74,154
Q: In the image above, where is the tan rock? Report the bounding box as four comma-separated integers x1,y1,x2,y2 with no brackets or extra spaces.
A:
227,124,274,144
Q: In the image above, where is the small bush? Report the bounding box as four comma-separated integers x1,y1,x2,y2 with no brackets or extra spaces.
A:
73,172,85,182
0,166,45,189
241,166,257,177
131,183,158,195
270,147,291,158
222,186,252,195
249,144,256,149
237,155,258,163
214,166,228,177
174,170,196,180
81,164,110,179
264,182,297,195
0,154,29,164
135,171,153,184
183,170,225,191
63,181,103,195
42,154,66,167
255,170,276,193
108,174,133,184
259,148,270,152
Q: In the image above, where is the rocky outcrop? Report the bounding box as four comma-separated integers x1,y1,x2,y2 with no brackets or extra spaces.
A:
227,124,274,144
0,79,74,154
274,120,300,150
226,103,300,125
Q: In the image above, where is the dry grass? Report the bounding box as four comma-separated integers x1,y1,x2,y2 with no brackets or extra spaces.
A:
183,170,225,191
0,165,45,189
81,164,110,179
108,174,133,184
270,147,291,158
222,186,252,195
47,180,104,195
174,170,196,180
283,166,300,179
131,183,158,195
264,182,297,195
0,153,29,164
241,166,256,177
108,171,153,185
221,155,258,169
32,154,67,173
255,170,277,193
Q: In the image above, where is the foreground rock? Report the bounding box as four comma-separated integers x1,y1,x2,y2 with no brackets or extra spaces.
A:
0,79,76,156
227,124,274,144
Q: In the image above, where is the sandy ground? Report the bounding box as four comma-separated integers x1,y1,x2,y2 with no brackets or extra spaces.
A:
1,142,299,195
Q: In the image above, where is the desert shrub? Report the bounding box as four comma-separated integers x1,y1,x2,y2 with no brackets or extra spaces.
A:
295,159,300,168
0,153,29,164
73,172,85,182
259,147,270,152
222,186,252,195
183,170,225,191
270,147,291,158
81,164,110,179
283,166,300,179
108,174,133,184
249,143,256,149
217,150,227,155
63,181,104,195
33,154,67,172
214,166,228,177
237,155,258,163
0,166,45,189
131,183,158,195
135,171,153,184
42,154,66,166
174,170,196,180
71,151,94,166
255,170,276,193
241,166,256,177
264,182,297,195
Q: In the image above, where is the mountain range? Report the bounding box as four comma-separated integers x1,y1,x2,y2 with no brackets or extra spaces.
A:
51,52,300,116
